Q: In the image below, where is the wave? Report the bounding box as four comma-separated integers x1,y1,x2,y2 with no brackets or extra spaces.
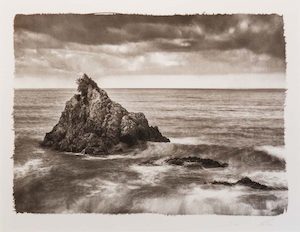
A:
65,178,138,213
130,164,172,185
133,184,287,215
83,154,126,160
64,175,288,214
211,177,287,191
255,145,285,161
33,147,46,155
14,159,43,179
135,141,286,170
169,137,210,145
245,170,288,189
77,140,286,172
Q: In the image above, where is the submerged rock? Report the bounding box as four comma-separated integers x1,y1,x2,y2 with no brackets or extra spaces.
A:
235,177,272,190
42,73,170,155
166,156,228,168
211,177,287,191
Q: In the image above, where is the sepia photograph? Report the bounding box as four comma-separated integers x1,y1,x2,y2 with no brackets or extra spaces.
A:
13,13,287,215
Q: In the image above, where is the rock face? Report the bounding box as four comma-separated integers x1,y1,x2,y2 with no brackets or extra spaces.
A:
42,74,170,155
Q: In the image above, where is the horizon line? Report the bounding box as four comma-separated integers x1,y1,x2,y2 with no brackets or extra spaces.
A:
14,87,287,90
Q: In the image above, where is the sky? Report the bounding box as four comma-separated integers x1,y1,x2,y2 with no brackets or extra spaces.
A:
14,14,286,88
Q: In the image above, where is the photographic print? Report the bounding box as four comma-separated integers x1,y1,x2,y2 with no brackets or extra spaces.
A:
13,13,287,215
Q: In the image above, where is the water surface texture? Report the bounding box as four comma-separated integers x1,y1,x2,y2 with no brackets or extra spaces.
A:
14,89,287,214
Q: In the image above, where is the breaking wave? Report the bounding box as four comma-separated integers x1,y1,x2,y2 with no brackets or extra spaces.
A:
65,180,287,215
126,141,286,170
170,137,210,145
14,159,50,179
133,184,287,215
255,145,285,161
130,164,172,185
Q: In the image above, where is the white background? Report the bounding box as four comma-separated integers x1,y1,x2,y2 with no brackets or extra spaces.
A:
0,0,300,231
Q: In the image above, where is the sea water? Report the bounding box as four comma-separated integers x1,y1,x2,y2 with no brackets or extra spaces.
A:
13,88,287,214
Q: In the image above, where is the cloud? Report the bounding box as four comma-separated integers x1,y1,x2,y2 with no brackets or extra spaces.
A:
14,14,286,83
14,14,285,58
14,31,284,78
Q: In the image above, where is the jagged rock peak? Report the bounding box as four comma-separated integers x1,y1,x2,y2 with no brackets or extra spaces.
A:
42,73,170,155
77,73,100,95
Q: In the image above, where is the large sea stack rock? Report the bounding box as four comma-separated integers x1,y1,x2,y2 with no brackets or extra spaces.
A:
42,74,170,155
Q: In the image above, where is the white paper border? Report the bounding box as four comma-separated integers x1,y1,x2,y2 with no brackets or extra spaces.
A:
1,0,300,231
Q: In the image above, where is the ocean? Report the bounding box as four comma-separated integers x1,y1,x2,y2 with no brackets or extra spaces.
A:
13,88,287,215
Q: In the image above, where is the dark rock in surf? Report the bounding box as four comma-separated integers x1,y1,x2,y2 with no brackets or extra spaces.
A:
211,180,235,186
166,156,228,168
211,177,287,191
235,177,272,190
41,73,170,155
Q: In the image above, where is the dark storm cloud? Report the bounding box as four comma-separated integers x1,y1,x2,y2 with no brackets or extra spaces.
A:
14,14,286,80
14,14,285,59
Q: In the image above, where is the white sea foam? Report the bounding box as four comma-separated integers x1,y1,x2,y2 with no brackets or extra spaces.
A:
75,178,138,198
245,170,288,189
66,181,288,214
67,179,138,213
33,148,46,155
87,180,122,197
82,154,138,160
64,149,139,160
256,145,285,160
211,176,240,183
211,170,288,189
63,151,85,156
170,137,209,145
83,154,119,160
14,159,43,178
130,164,172,185
81,142,174,160
133,184,288,215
